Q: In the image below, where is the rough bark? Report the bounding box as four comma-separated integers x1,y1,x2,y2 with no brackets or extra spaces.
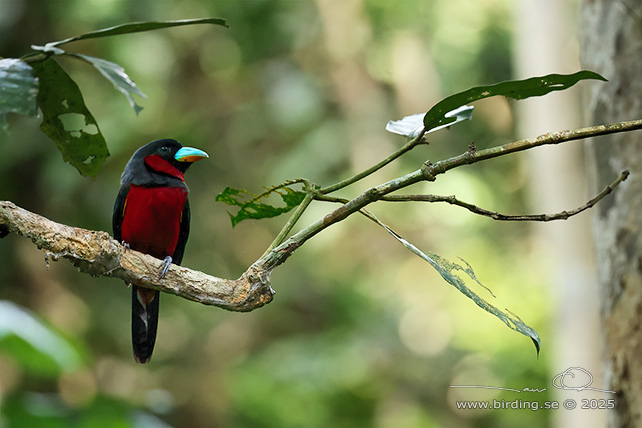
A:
0,201,275,311
580,1,642,427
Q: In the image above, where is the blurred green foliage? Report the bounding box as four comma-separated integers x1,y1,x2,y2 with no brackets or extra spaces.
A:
0,1,566,427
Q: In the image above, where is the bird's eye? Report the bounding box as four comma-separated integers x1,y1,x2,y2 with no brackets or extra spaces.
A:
160,146,169,152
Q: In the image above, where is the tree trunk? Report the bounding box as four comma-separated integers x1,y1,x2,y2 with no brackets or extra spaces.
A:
515,2,604,427
579,1,642,427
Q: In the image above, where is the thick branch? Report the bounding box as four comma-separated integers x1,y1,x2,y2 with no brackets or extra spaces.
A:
0,201,274,312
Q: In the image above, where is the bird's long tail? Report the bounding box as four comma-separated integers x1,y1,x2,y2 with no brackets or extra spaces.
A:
132,285,160,364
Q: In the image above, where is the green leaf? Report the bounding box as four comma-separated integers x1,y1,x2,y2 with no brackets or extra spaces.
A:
0,58,39,131
30,18,228,115
31,58,109,177
423,71,607,131
73,54,146,115
423,252,540,354
44,17,229,48
0,300,85,376
216,182,307,227
365,212,541,355
29,45,147,114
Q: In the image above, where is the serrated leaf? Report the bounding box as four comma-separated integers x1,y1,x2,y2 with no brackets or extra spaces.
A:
216,184,307,227
31,58,109,177
366,212,541,355
44,17,229,47
0,58,40,131
423,71,607,131
73,54,146,114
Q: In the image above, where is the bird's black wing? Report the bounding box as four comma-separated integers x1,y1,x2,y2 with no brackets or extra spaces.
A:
171,197,190,265
112,185,130,242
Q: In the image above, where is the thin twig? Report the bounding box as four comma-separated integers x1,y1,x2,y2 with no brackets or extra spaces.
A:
382,170,630,221
261,187,314,258
319,128,427,195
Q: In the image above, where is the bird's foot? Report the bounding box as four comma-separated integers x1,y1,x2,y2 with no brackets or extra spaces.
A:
159,256,173,279
121,241,131,251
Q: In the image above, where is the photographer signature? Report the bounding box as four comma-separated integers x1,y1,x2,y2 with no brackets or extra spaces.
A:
552,367,615,393
450,367,615,394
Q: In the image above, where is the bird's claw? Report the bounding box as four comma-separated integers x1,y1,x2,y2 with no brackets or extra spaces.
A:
159,256,173,279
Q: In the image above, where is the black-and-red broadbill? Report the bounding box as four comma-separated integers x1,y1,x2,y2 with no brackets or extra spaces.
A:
113,139,208,363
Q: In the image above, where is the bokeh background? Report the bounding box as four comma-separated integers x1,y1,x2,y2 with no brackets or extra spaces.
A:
1,1,607,427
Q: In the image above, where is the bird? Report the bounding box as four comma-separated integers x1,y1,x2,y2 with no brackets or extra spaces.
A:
112,139,208,363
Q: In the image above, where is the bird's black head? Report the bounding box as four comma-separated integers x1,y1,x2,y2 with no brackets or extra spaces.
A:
120,139,208,187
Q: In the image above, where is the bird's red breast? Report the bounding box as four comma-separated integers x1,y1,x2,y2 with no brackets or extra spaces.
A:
120,185,188,259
